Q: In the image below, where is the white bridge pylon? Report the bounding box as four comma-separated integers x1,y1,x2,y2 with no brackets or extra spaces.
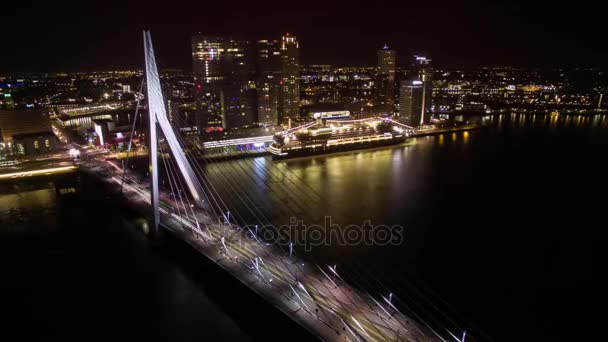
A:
143,30,207,230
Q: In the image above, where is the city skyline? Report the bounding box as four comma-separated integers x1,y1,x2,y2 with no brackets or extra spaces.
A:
1,9,607,340
2,0,608,72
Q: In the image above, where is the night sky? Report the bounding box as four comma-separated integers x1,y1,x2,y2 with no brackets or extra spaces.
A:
1,0,606,72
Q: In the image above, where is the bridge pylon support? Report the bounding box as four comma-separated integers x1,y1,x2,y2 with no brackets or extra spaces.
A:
143,30,207,234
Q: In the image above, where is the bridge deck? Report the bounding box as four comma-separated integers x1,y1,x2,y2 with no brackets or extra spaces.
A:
81,153,443,342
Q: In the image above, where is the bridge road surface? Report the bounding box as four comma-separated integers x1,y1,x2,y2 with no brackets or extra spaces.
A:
81,150,443,342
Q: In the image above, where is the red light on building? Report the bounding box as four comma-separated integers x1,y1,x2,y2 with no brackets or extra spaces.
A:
196,84,202,89
204,126,225,133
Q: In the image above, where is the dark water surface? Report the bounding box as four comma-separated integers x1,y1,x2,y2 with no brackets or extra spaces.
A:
201,113,608,341
0,175,312,341
1,112,606,341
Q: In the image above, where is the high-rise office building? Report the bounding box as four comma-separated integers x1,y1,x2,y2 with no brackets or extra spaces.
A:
192,35,224,130
378,44,397,74
222,39,256,129
192,35,256,131
376,44,397,114
399,80,424,126
192,36,224,80
256,39,281,125
279,33,300,122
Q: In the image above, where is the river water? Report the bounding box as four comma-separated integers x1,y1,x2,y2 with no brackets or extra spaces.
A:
1,112,605,341
200,112,608,341
0,175,261,341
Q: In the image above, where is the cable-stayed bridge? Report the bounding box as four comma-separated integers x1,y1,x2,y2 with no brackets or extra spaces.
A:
78,31,471,342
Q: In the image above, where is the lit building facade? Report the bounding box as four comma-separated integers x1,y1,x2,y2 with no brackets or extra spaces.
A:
256,39,281,125
376,44,397,114
12,132,59,156
279,33,300,122
191,35,256,131
222,39,256,129
192,35,226,130
399,80,424,126
0,109,59,159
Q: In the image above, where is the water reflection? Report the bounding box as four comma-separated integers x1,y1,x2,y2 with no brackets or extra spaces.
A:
203,111,608,230
0,187,57,228
0,176,81,228
519,113,526,127
467,111,608,132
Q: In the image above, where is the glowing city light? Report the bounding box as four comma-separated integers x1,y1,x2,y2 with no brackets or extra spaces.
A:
68,148,80,158
0,166,77,179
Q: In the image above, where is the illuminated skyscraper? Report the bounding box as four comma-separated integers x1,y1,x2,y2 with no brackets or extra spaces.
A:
222,39,256,129
192,35,224,130
192,36,224,81
279,33,300,122
376,44,397,114
256,39,281,125
399,80,424,126
378,44,397,74
191,35,256,131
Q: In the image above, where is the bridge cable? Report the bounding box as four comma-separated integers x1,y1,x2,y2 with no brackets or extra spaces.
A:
169,113,466,340
120,78,145,193
171,118,417,339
